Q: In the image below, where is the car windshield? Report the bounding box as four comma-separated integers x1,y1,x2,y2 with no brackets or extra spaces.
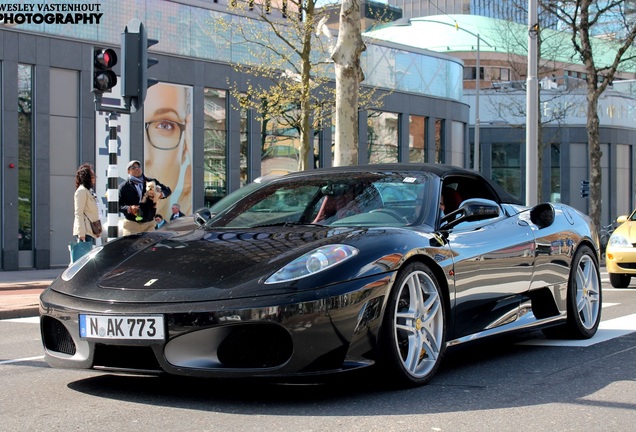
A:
208,171,434,229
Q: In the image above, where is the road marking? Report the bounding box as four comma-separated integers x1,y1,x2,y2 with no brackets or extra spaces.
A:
0,355,44,365
3,316,40,323
519,313,636,347
603,288,636,292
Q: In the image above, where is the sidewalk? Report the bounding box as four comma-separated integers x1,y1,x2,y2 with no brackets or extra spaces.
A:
0,268,64,319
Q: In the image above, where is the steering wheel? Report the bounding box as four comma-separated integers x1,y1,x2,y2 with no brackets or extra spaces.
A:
369,208,408,222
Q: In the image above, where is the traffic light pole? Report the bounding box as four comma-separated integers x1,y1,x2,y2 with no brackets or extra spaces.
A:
106,112,120,242
93,93,135,115
92,19,158,242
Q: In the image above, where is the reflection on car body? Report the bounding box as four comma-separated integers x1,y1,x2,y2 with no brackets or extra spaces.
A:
159,174,281,232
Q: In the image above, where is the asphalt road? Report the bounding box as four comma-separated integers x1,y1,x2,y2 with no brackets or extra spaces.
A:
1,269,635,432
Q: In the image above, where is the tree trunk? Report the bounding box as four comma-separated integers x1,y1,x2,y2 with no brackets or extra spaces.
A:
298,6,314,171
586,89,602,229
298,91,312,170
332,0,365,167
298,100,312,171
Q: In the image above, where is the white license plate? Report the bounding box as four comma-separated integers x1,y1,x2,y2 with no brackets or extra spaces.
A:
79,315,165,340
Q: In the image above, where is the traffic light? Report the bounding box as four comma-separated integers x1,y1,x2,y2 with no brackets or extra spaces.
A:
92,47,118,93
121,19,158,112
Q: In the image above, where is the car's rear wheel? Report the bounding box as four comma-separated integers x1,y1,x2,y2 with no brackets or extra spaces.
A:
543,245,601,339
609,273,631,288
379,262,446,387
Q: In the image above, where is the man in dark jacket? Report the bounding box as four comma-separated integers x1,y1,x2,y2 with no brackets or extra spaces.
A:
169,203,186,221
119,160,172,235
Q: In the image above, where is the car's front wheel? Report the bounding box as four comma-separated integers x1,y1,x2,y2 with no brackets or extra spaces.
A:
544,245,601,339
379,262,446,387
609,273,631,288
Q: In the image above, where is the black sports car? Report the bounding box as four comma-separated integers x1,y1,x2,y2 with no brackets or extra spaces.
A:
40,163,602,387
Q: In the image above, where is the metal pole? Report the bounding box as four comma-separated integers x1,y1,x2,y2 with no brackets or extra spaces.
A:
526,0,539,206
475,34,480,171
107,112,119,242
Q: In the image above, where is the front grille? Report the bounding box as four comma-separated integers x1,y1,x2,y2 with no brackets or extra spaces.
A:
41,316,77,356
617,262,636,270
93,344,162,371
217,325,292,368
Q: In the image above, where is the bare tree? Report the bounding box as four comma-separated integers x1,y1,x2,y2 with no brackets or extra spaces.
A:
212,0,389,171
212,0,333,171
543,0,636,229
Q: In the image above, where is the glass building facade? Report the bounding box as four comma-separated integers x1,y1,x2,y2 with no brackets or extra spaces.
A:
0,0,468,269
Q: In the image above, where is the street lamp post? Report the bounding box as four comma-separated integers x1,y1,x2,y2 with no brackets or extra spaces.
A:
526,1,539,206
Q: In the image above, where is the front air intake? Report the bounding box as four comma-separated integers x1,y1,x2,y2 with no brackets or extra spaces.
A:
41,316,77,356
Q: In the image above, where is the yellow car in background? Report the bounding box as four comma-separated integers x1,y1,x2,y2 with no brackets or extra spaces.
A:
605,211,636,288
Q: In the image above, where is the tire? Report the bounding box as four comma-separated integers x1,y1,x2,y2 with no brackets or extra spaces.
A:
543,245,601,339
379,262,446,387
609,273,631,289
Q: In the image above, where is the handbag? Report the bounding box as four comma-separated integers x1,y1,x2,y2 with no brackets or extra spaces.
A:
90,220,103,236
69,241,92,263
85,214,102,236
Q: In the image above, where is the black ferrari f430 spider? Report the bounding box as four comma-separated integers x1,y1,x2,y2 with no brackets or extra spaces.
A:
40,163,602,387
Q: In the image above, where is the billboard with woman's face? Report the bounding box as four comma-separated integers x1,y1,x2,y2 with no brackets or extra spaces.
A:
143,83,193,218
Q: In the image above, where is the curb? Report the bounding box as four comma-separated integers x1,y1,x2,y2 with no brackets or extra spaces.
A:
0,307,39,320
0,283,48,320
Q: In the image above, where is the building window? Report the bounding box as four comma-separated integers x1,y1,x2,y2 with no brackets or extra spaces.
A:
204,88,228,207
18,64,33,251
450,120,464,166
261,110,300,176
491,143,522,200
550,143,561,202
491,68,510,81
409,115,427,163
240,102,249,186
367,110,398,164
463,67,484,80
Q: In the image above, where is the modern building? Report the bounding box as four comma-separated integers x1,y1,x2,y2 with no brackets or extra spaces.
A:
386,0,528,24
0,0,468,270
365,14,636,226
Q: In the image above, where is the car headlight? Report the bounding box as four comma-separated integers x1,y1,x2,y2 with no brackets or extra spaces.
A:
608,234,632,248
265,244,358,284
61,246,104,281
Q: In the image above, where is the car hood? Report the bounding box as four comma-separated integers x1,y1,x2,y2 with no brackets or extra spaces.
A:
102,227,339,289
52,226,406,304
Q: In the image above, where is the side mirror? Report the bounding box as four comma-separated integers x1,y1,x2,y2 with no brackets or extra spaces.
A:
530,203,555,229
441,198,500,228
616,215,628,224
194,207,212,227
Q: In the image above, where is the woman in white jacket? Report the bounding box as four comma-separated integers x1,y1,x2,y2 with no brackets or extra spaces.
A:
73,163,100,244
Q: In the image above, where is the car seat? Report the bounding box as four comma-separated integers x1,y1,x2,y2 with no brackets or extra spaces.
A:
442,187,462,214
